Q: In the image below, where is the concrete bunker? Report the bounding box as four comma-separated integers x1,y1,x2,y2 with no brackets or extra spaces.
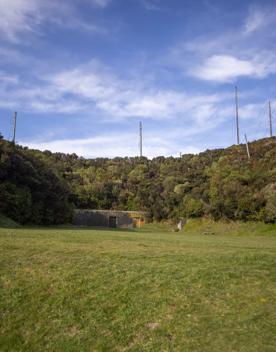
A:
73,209,147,229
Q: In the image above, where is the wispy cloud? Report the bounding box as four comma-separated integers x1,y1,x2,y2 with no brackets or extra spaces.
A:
190,54,275,83
90,0,111,8
1,1,274,158
0,58,234,130
3,58,271,153
0,70,19,84
46,60,233,121
0,0,41,41
243,5,275,34
22,98,270,158
0,0,108,42
140,0,162,11
0,56,241,157
170,4,276,83
21,130,201,159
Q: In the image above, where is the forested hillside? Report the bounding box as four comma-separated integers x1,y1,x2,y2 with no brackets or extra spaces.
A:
0,136,275,224
0,138,72,225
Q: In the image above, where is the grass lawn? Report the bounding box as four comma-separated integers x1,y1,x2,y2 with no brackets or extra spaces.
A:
0,220,275,351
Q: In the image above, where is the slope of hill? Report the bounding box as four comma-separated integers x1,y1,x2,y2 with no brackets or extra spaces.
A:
0,140,72,225
0,213,20,228
0,137,275,224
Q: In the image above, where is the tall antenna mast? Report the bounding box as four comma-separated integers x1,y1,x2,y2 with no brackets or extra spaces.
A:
139,121,143,157
269,100,273,137
244,133,251,160
12,111,17,143
235,86,240,144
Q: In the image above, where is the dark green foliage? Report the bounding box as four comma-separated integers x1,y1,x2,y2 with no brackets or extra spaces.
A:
58,137,274,223
0,213,20,227
0,140,73,225
0,137,275,224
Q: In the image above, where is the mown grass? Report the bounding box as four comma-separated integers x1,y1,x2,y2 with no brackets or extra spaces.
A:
0,221,275,351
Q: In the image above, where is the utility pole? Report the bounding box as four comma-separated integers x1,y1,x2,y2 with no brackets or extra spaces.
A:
244,133,251,160
235,86,240,144
269,100,273,137
139,121,143,157
12,111,17,143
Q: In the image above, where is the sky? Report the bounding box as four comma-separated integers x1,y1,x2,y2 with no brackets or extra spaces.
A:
0,0,275,158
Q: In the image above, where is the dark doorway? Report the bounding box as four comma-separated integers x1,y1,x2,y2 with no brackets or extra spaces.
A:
109,216,117,228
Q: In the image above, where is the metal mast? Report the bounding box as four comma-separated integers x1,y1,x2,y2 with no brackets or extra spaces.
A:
139,121,143,157
235,86,240,144
12,111,17,143
269,100,273,137
244,133,251,160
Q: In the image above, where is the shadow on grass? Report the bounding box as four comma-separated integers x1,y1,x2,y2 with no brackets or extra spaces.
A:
2,219,275,236
1,224,138,233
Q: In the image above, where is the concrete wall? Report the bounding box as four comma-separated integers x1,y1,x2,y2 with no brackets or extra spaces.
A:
73,209,146,228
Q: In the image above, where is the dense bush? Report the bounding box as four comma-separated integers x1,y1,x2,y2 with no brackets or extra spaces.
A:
0,140,73,224
0,137,275,224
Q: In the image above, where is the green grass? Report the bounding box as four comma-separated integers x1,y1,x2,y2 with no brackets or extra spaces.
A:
0,221,276,351
183,218,276,236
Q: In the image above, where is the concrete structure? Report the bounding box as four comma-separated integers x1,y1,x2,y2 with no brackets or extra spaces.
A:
73,209,147,228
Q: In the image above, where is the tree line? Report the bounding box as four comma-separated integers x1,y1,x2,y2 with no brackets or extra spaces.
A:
0,135,275,225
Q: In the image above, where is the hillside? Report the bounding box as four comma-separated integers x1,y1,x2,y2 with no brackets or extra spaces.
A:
0,137,275,224
0,139,72,225
0,213,20,228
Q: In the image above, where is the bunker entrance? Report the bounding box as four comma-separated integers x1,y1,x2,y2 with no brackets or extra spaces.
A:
109,216,117,228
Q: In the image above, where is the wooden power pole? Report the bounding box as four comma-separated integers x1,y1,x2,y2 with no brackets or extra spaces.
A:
12,111,17,143
269,101,273,137
235,86,240,144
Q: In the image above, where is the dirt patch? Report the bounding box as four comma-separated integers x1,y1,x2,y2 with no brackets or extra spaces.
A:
145,322,160,330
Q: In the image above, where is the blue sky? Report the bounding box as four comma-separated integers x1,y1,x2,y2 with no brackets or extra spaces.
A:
0,0,275,158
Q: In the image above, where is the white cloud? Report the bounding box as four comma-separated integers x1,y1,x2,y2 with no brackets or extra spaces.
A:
192,104,216,123
243,5,276,34
0,58,233,140
170,3,276,83
50,62,118,101
0,71,19,84
140,0,161,11
106,91,223,119
42,61,229,122
0,0,41,41
1,1,274,156
244,7,266,34
28,100,86,114
20,131,201,159
191,55,262,82
91,0,111,8
0,0,108,42
240,102,267,121
24,134,138,158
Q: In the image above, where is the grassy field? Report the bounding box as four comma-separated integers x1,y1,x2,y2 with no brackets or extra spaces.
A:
0,220,275,351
